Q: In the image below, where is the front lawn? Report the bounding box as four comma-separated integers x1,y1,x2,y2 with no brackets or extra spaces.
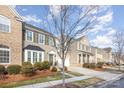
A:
66,71,83,76
72,77,104,87
50,77,104,88
0,71,71,88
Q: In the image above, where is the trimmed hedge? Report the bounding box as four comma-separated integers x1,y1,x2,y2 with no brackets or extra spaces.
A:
50,66,57,72
0,65,5,74
89,63,96,69
59,66,68,71
22,62,32,66
96,62,104,68
83,63,89,68
7,65,21,75
41,61,50,70
64,66,68,71
21,63,35,77
34,62,42,71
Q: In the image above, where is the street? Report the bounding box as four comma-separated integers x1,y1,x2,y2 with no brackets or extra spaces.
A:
104,76,124,88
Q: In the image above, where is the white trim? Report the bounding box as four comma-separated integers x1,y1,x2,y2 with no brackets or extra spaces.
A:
0,15,11,33
8,6,23,21
26,30,34,42
0,48,11,64
24,49,44,64
38,33,45,45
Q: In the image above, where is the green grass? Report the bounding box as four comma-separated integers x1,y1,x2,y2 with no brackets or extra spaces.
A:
66,71,83,76
0,72,71,88
71,77,104,87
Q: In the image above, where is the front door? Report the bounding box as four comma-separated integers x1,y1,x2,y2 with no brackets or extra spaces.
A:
78,54,81,64
49,54,54,65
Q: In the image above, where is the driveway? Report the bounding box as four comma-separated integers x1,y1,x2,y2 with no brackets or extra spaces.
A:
68,67,123,81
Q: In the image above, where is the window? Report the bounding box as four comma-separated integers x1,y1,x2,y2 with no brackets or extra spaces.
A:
82,44,85,50
39,34,45,44
39,52,42,62
0,15,11,32
86,46,90,52
33,52,37,63
78,42,82,50
26,30,33,41
25,50,44,64
27,51,31,62
0,48,10,63
49,37,54,46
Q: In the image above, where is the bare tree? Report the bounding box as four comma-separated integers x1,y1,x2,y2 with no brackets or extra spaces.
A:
113,31,124,70
46,5,98,87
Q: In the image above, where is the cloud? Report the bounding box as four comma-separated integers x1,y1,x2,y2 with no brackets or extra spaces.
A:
89,6,116,48
22,8,27,12
97,11,113,25
90,28,116,48
49,5,61,16
89,6,113,34
22,15,42,23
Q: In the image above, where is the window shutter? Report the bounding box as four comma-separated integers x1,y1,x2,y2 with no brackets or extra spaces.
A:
45,35,49,45
34,32,38,43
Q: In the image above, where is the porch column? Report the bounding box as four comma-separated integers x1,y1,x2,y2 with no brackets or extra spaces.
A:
85,54,87,63
81,53,83,64
87,55,89,63
83,54,86,63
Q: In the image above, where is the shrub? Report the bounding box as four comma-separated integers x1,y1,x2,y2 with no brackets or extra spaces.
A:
7,65,21,75
50,66,57,72
0,65,5,74
96,62,104,68
64,66,67,71
21,64,35,77
105,62,111,66
59,66,68,71
41,61,50,70
89,63,96,69
83,63,89,68
22,62,32,66
34,62,42,71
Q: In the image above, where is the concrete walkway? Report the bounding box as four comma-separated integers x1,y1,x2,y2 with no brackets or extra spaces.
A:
18,75,92,88
68,67,123,81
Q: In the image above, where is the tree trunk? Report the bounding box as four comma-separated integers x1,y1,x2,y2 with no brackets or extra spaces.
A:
119,59,121,71
62,58,65,87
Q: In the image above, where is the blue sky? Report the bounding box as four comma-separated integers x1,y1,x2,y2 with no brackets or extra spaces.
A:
15,5,124,48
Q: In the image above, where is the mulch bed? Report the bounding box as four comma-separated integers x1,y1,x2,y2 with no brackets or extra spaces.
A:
0,70,56,84
93,68,105,71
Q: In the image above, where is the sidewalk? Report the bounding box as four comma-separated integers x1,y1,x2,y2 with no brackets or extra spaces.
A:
68,67,123,81
18,75,93,88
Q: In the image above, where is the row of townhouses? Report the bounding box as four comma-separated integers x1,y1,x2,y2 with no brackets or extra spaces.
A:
0,6,113,67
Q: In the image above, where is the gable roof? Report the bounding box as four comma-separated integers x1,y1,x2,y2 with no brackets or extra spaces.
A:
24,45,45,51
8,5,23,21
23,22,55,37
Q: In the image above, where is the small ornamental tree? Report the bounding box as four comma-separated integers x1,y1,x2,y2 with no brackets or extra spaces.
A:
46,5,99,87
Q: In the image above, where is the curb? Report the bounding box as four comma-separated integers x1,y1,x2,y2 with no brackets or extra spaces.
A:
87,74,124,88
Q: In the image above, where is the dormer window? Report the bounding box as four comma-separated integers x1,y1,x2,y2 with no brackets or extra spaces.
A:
0,15,11,32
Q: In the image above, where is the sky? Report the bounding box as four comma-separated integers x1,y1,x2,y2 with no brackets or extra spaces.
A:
15,5,124,48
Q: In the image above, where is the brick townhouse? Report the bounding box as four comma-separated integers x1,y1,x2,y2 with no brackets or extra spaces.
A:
0,5,113,67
